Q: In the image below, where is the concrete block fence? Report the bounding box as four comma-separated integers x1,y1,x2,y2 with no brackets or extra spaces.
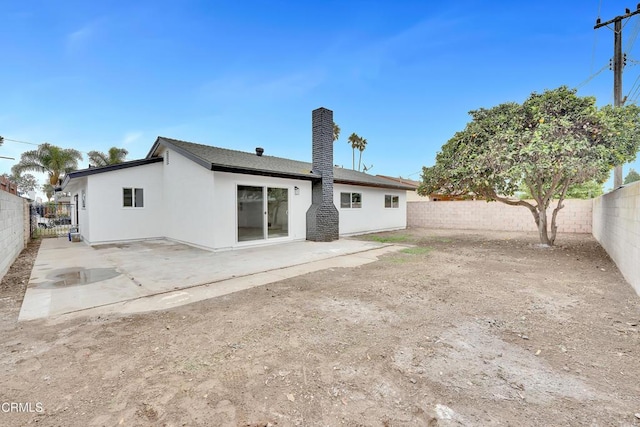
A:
0,191,29,281
407,199,593,234
593,182,640,295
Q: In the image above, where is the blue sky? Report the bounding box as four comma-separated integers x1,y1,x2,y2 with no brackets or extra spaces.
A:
1,0,640,192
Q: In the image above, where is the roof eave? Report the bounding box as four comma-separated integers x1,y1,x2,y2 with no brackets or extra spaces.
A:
152,137,213,170
212,164,319,181
61,157,164,190
334,179,415,190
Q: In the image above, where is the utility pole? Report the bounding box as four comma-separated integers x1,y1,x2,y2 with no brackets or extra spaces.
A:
594,5,640,188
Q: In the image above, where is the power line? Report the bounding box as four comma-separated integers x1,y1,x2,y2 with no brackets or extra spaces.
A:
0,136,39,146
576,63,609,89
594,4,640,187
626,72,640,104
0,136,91,156
591,0,604,74
624,15,640,53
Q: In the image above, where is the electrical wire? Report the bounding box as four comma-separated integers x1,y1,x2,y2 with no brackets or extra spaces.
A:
0,137,39,146
591,0,604,74
576,63,609,89
624,15,640,53
625,72,640,104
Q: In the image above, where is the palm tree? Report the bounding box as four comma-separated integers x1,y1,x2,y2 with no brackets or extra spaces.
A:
333,123,341,142
348,133,361,170
12,143,82,186
357,137,367,172
87,147,128,167
42,183,54,201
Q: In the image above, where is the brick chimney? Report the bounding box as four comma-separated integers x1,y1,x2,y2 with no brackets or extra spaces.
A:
306,107,339,241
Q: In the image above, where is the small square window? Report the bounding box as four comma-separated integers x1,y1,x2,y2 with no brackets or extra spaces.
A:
341,192,362,208
123,188,144,207
385,194,400,208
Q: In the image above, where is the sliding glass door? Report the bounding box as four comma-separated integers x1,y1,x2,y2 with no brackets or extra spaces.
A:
237,185,289,242
267,187,288,238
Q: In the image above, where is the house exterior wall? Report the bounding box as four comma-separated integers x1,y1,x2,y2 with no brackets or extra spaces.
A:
407,199,593,233
85,162,163,244
334,184,407,235
214,171,312,250
69,177,91,243
160,148,217,249
79,183,90,242
592,182,640,295
406,189,428,202
0,191,27,281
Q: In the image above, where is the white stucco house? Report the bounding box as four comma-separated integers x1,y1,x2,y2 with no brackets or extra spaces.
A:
61,108,413,250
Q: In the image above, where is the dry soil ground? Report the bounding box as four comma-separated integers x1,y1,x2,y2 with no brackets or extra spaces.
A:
1,229,639,427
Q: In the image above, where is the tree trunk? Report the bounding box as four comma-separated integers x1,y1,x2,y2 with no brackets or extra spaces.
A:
549,181,570,246
536,206,552,246
549,199,566,245
488,191,553,247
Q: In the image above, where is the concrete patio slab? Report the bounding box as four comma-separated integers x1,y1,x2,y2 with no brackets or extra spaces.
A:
19,237,402,321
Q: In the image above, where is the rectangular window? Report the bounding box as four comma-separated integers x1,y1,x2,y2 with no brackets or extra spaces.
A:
135,188,144,207
123,188,144,207
340,192,351,208
123,188,132,207
385,194,399,208
340,192,362,208
351,192,362,208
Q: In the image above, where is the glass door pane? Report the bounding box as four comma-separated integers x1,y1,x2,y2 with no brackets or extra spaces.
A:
237,185,264,242
267,187,288,239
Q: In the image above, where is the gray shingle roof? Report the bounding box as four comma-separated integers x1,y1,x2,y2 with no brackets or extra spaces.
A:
149,137,414,190
61,157,163,189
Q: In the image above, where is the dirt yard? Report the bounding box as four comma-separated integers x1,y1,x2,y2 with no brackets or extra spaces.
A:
1,229,639,426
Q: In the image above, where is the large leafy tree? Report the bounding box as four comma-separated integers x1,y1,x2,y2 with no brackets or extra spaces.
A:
1,172,38,195
419,86,640,246
333,123,341,142
12,143,82,186
624,168,640,184
519,180,603,200
87,147,128,167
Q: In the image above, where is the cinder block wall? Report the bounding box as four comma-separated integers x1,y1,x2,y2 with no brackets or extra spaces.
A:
0,192,28,280
407,199,593,233
592,182,640,295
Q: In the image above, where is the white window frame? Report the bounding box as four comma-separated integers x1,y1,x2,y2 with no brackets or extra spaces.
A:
340,192,362,208
384,194,399,208
123,187,144,208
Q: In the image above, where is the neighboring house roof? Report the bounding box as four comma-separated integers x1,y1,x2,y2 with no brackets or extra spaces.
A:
376,175,420,189
148,137,415,190
61,157,163,189
0,175,18,195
